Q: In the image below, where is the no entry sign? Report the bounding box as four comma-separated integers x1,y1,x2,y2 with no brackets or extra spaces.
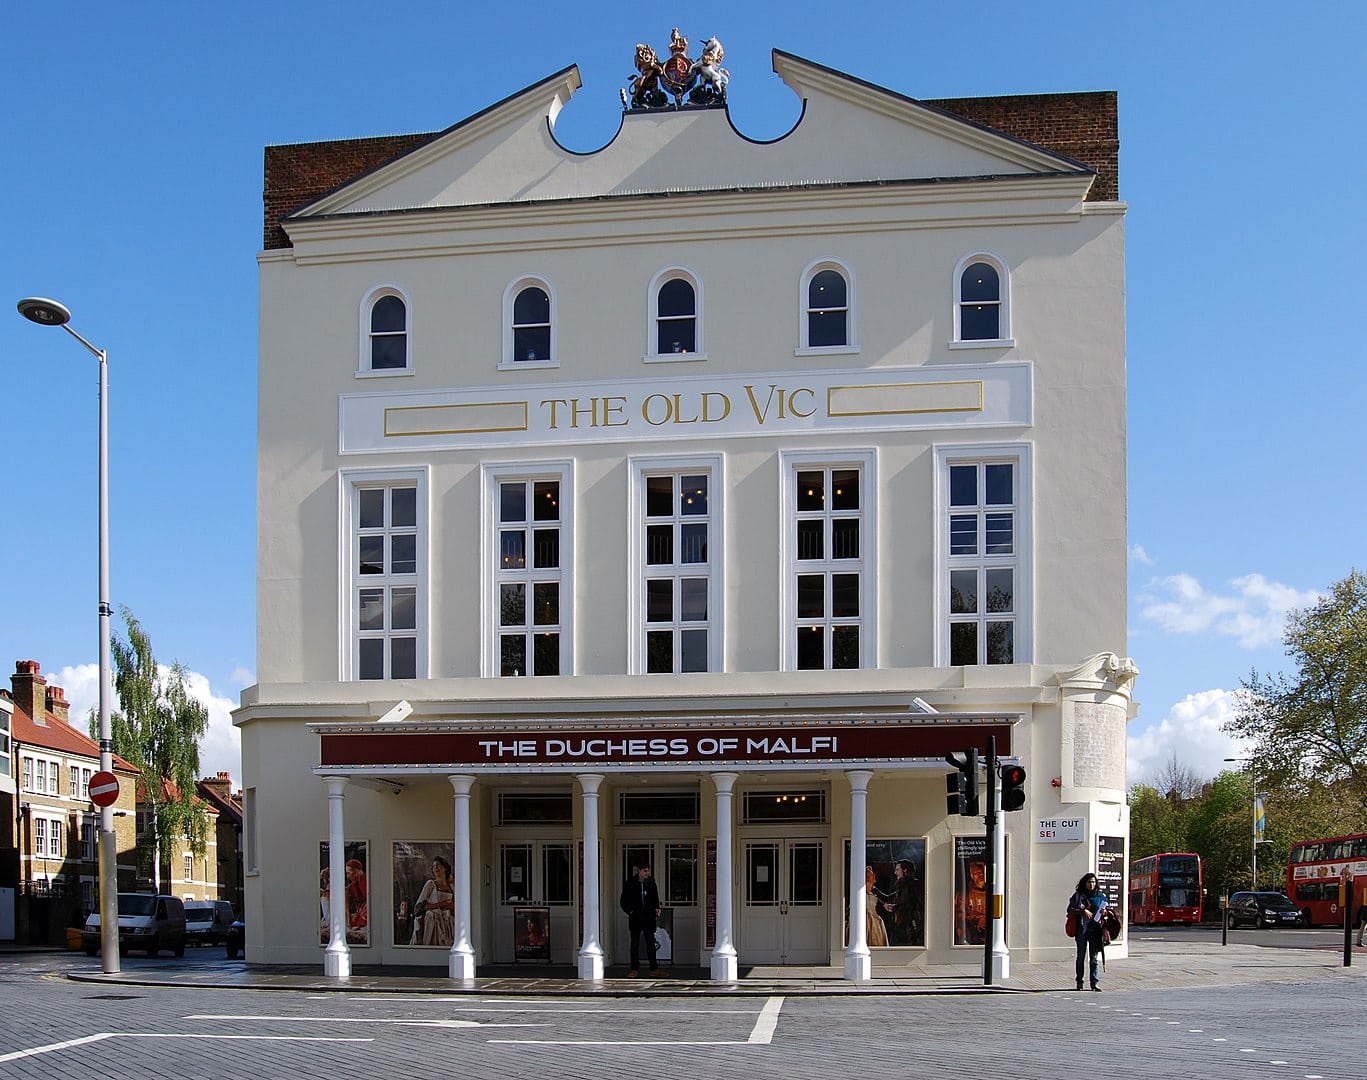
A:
89,770,120,807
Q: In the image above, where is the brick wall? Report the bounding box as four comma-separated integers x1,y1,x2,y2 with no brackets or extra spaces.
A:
262,91,1119,249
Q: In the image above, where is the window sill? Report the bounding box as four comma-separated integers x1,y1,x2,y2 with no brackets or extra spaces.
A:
643,352,709,364
498,358,559,371
947,339,1015,351
355,367,415,378
794,345,859,357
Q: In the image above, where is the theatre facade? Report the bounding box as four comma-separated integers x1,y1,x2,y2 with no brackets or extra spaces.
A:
238,37,1134,980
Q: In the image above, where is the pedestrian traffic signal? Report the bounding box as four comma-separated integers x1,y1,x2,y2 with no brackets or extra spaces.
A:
1000,763,1027,811
945,749,980,816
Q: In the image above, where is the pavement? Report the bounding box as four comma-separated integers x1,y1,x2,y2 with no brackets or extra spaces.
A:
45,936,1367,997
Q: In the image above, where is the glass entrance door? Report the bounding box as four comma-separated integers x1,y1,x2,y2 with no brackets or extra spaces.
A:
739,838,827,964
493,839,574,963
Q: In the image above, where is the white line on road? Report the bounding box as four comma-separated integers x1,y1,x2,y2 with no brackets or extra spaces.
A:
0,1032,371,1064
187,1013,538,1028
489,995,786,1047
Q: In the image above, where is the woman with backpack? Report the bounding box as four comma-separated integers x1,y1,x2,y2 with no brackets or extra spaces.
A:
1067,872,1110,991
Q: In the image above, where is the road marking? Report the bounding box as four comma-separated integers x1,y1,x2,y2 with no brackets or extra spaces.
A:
187,1014,536,1028
340,997,754,1013
0,1032,370,1063
490,995,785,1047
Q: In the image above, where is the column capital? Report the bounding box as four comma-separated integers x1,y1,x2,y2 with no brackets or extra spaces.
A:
447,774,476,796
322,775,349,797
845,769,875,793
710,771,739,794
576,773,605,796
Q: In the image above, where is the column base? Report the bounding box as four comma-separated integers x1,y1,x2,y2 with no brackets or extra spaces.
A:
324,948,351,979
577,950,604,981
449,948,476,980
710,948,738,982
990,950,1010,981
844,950,872,981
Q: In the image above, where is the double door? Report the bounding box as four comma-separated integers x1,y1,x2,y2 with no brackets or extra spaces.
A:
493,837,574,963
739,837,827,964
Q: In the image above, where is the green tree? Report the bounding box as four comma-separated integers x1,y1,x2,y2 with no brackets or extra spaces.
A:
1128,784,1189,862
92,606,210,891
1187,771,1250,896
1228,569,1367,810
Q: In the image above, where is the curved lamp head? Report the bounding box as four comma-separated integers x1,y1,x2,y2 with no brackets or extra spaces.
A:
17,297,73,327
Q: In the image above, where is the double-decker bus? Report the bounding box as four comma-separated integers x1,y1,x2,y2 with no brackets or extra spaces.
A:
1129,853,1202,924
1286,833,1367,928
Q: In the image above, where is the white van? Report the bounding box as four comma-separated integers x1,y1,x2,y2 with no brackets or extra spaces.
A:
83,893,187,957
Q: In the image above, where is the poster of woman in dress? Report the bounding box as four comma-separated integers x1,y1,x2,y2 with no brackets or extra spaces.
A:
513,906,550,962
953,835,989,946
393,841,456,948
319,839,369,946
843,838,926,947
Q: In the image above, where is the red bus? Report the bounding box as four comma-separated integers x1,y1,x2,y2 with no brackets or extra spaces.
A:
1129,853,1202,924
1286,833,1367,928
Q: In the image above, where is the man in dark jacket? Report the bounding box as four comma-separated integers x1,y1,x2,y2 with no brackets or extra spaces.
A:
619,864,663,976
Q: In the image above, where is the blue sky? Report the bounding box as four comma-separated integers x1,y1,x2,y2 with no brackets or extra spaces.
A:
3,2,1363,787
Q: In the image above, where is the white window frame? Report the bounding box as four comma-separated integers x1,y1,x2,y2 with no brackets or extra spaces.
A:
933,442,1033,666
627,453,725,675
81,820,95,861
357,283,413,377
778,449,878,672
500,275,558,370
796,257,858,355
21,755,33,791
338,466,430,681
645,266,707,363
481,461,575,678
950,251,1014,348
184,853,194,883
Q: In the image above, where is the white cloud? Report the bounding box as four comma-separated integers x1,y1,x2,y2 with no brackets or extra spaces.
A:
1128,688,1252,785
1137,572,1321,649
54,663,241,790
1129,544,1154,566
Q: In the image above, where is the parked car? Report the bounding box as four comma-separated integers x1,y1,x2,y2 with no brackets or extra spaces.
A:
83,893,187,957
225,915,245,959
185,900,236,947
1226,890,1306,928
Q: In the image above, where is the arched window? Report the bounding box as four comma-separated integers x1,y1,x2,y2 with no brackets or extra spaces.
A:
368,292,408,370
798,259,856,352
953,253,1011,344
657,278,696,355
502,276,557,368
512,286,551,362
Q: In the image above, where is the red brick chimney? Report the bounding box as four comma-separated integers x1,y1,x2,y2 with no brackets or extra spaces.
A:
200,771,233,799
10,660,47,723
46,684,70,725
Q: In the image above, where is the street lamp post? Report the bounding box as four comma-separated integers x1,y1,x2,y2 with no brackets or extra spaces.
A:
1225,755,1264,892
17,297,120,974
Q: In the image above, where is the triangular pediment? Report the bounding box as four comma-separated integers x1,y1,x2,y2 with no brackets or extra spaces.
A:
285,50,1094,229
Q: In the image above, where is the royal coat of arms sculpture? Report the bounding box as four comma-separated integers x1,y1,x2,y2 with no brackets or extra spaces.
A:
623,28,729,110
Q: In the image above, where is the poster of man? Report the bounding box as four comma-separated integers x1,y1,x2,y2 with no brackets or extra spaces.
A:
953,836,989,946
843,838,926,947
393,841,456,948
319,839,369,947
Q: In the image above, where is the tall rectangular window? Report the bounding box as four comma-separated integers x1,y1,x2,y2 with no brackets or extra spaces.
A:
343,469,427,681
939,447,1029,666
70,765,80,797
643,471,710,673
184,854,194,882
34,817,47,856
495,475,565,677
82,822,95,861
782,453,874,671
22,757,33,791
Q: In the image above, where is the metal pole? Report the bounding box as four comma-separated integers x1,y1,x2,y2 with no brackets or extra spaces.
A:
95,345,119,975
1250,761,1257,892
983,736,997,985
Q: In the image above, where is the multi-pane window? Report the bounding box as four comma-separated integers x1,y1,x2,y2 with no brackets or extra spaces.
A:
81,768,91,798
184,854,194,882
34,817,47,856
81,822,95,861
498,479,562,676
794,465,864,669
947,461,1017,665
806,267,849,348
368,293,408,370
954,253,1010,343
656,277,697,355
70,766,80,797
355,483,419,680
22,756,33,791
512,285,551,362
643,472,711,673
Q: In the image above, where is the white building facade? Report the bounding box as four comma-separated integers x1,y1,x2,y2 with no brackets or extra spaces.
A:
239,44,1133,980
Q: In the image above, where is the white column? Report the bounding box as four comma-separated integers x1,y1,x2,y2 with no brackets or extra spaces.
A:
576,773,605,980
710,771,739,982
990,780,1010,981
323,776,351,979
448,774,477,980
844,769,874,981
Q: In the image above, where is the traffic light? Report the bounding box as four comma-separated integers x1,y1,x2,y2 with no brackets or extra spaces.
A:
1000,763,1027,811
945,749,980,816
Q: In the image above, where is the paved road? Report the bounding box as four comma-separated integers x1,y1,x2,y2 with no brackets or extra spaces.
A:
1,943,1363,1078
